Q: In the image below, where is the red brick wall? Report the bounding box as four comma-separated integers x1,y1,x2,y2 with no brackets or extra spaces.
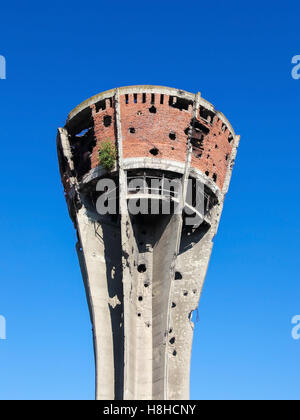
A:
91,98,116,169
89,92,233,190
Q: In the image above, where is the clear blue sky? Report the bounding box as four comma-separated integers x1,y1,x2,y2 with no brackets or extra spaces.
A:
0,0,299,400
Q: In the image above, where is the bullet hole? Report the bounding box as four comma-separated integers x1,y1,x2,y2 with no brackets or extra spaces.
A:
169,132,176,140
193,289,197,294
138,296,143,301
146,321,151,328
144,282,150,288
138,264,147,273
175,272,182,280
183,291,188,296
149,106,157,114
207,154,210,158
169,328,173,334
171,147,175,150
225,154,229,161
213,173,217,182
169,337,175,345
103,115,112,127
129,127,136,134
149,148,159,156
171,302,176,308
205,171,209,176
228,134,233,143
137,111,142,116
173,350,177,356
138,313,141,317
215,144,218,149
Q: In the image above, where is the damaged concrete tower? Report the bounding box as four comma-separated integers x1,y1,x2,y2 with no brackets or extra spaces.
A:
57,86,239,400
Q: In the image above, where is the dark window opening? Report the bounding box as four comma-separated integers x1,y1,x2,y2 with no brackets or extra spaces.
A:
193,119,210,135
160,94,164,104
95,100,106,113
142,93,146,103
125,94,129,104
200,107,215,123
151,93,155,104
103,115,112,127
138,313,141,317
205,171,209,176
134,93,137,103
213,173,217,182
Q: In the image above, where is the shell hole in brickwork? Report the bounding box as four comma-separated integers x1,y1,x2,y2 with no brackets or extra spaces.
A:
138,296,143,301
138,264,147,273
225,154,229,161
169,132,176,140
228,134,234,143
149,106,157,114
95,99,106,113
200,107,215,123
169,96,193,111
138,313,141,317
171,302,176,308
149,148,159,156
215,144,218,149
129,127,136,134
175,272,182,280
213,173,217,182
169,337,175,345
205,171,209,176
103,115,112,127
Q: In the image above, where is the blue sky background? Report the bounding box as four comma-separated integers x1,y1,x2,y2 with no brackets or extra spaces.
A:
0,0,299,400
